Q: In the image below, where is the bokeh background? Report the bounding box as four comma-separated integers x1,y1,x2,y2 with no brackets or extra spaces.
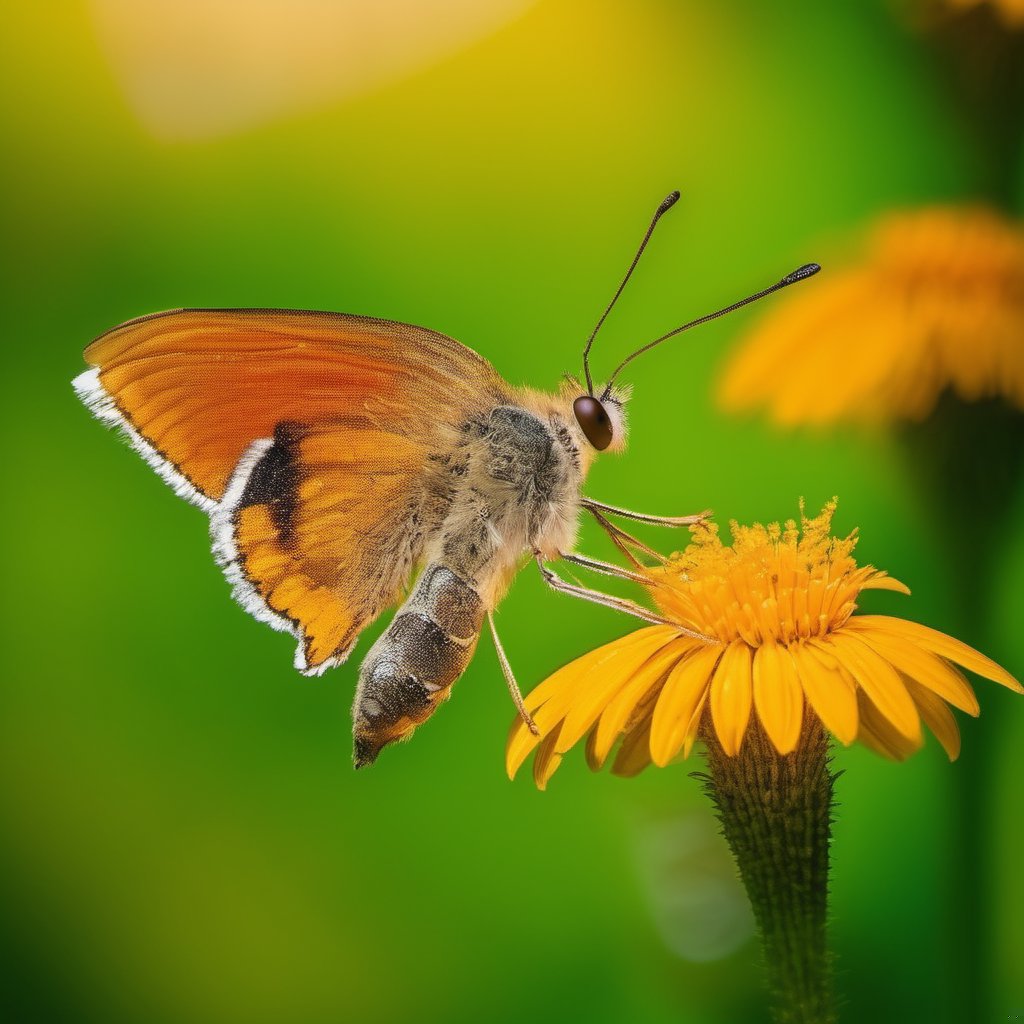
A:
2,2,1022,1022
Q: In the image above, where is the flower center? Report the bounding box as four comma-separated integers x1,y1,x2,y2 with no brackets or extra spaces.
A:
644,501,905,647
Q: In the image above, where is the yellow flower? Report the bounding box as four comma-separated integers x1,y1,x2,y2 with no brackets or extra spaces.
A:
507,502,1020,788
717,207,1024,425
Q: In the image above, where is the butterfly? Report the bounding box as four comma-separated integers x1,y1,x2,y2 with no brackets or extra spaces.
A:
72,191,818,767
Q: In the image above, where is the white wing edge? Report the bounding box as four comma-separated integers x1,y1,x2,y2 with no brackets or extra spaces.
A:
72,367,345,677
73,367,217,513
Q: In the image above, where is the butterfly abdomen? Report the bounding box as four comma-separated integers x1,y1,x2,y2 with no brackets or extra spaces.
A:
352,400,588,766
352,564,484,767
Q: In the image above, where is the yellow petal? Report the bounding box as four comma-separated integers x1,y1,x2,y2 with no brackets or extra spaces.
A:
584,725,603,772
681,693,710,759
792,641,858,745
853,615,1022,693
506,690,584,780
860,573,911,595
505,626,673,779
532,725,564,791
611,715,654,778
710,640,754,756
525,625,677,712
753,642,804,755
856,690,923,761
845,621,979,715
824,633,922,742
589,638,696,769
905,678,961,761
506,716,543,781
506,702,562,780
556,628,680,753
650,644,724,766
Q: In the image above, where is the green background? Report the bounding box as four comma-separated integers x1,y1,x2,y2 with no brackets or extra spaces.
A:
2,2,1022,1022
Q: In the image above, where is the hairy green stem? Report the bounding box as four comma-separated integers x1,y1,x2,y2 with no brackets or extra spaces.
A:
699,715,836,1024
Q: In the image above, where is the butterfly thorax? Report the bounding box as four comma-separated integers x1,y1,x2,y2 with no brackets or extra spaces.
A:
426,389,593,605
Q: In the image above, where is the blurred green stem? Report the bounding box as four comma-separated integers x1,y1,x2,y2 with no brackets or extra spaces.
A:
896,396,1024,1024
926,7,1024,208
700,717,836,1024
919,6,1024,1017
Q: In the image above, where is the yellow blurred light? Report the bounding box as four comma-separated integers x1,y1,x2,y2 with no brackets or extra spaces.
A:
89,0,537,140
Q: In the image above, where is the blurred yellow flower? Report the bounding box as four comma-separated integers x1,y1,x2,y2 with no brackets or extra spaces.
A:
717,207,1024,425
507,502,1020,788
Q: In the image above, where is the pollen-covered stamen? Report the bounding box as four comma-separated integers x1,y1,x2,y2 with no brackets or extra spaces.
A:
644,501,908,647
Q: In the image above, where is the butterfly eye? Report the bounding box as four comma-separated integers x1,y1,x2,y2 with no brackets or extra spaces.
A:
573,395,613,451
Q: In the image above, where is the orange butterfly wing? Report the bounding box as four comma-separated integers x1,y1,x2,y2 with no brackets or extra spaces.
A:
75,309,511,673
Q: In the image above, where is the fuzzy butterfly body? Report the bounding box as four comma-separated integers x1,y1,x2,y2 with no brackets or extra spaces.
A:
74,307,624,764
73,193,818,767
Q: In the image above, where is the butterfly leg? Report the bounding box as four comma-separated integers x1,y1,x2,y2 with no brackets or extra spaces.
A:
559,550,651,585
582,497,711,527
582,506,669,567
487,610,540,736
536,553,718,644
536,554,670,626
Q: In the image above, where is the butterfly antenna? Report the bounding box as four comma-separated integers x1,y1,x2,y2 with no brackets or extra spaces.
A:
581,190,681,396
600,262,821,398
